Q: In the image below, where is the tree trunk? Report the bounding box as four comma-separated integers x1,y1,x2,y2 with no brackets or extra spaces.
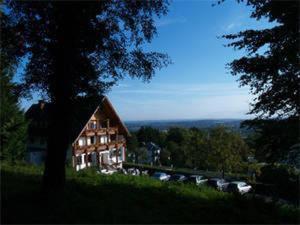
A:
221,164,225,179
42,4,75,192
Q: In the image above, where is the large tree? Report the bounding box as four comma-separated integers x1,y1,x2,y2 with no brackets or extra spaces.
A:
0,14,28,163
207,126,249,177
223,0,299,118
3,1,170,190
222,0,300,163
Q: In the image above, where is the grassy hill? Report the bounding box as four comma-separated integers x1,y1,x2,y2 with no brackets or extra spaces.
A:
1,162,299,224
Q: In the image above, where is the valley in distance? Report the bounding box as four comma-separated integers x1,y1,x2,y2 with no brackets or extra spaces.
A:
125,119,246,133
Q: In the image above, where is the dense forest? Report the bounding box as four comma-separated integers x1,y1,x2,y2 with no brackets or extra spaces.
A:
126,124,299,174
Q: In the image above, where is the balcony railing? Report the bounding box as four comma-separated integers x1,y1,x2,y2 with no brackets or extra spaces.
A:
85,126,118,135
74,136,126,152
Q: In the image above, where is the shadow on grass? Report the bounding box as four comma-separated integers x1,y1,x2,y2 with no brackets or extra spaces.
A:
1,168,299,224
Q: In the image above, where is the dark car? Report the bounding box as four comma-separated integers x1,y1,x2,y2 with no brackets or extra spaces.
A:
169,174,187,182
207,178,229,191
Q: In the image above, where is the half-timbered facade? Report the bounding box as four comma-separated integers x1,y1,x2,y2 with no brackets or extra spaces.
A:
25,96,130,171
72,97,130,171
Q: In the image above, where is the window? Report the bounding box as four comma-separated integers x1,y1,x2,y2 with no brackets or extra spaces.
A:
78,137,86,146
100,136,108,144
87,137,91,145
88,121,97,129
87,154,92,162
76,155,82,165
118,148,123,160
91,136,95,145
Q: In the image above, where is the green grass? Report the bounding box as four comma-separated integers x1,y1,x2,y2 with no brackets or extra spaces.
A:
1,162,299,224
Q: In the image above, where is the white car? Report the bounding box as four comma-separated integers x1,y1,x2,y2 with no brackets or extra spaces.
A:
151,172,170,181
227,181,252,194
98,169,117,175
127,168,140,176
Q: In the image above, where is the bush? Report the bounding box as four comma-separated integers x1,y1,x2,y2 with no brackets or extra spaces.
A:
256,164,300,204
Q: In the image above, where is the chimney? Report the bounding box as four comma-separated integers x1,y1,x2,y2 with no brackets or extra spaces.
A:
39,100,45,110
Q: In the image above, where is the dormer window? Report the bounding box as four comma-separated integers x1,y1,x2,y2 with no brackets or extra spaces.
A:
88,121,97,130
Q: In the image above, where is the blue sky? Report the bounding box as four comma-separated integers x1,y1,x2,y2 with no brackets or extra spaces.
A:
20,0,273,121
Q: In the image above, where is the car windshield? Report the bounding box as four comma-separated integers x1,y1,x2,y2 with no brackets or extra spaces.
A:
228,183,237,188
208,180,218,185
238,183,246,187
170,175,181,180
153,173,164,178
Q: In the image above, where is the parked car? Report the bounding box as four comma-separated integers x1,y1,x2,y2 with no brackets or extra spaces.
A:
227,181,252,194
127,168,140,176
207,178,229,191
185,175,208,185
141,170,149,176
169,174,187,182
98,169,117,175
118,168,128,175
151,172,170,181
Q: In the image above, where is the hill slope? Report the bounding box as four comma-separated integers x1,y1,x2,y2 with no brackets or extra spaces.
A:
1,162,298,224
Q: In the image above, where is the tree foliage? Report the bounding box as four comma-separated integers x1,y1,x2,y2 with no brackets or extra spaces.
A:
3,0,171,189
242,118,300,162
6,1,171,98
0,73,28,163
223,0,299,118
136,126,163,145
0,14,28,163
132,126,250,174
207,126,249,177
222,0,300,163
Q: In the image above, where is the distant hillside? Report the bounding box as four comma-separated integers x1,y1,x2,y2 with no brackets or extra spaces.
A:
125,119,243,131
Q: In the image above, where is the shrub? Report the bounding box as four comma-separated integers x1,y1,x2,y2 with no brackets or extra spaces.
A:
257,164,299,204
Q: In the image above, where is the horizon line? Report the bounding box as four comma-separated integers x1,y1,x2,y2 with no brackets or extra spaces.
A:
124,118,249,123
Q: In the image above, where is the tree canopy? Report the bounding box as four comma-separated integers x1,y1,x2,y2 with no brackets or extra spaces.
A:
223,0,299,118
129,126,250,175
2,0,171,189
6,1,171,99
0,14,28,163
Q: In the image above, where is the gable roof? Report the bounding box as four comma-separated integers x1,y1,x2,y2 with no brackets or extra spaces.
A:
26,96,130,144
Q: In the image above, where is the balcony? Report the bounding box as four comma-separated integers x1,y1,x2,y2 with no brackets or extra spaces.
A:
85,127,118,136
74,137,125,153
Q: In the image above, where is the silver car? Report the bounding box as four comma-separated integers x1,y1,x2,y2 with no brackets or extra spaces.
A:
227,181,252,194
207,178,229,191
151,172,170,181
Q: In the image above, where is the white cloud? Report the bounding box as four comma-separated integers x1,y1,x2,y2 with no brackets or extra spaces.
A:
108,82,253,120
112,83,248,96
223,22,242,31
156,17,187,27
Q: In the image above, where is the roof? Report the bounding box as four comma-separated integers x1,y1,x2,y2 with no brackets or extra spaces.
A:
146,142,161,151
26,96,130,144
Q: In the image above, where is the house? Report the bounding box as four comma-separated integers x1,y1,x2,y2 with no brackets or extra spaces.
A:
141,142,161,165
25,96,130,171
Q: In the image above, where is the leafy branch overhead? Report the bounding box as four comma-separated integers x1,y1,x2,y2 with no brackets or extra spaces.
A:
223,0,299,118
5,1,172,99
